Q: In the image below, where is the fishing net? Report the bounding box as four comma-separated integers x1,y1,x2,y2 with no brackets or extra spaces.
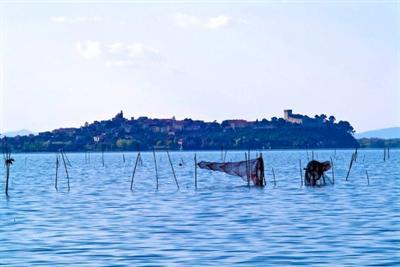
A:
198,157,265,186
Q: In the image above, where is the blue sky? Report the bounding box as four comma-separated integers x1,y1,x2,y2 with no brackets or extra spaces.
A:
0,1,399,133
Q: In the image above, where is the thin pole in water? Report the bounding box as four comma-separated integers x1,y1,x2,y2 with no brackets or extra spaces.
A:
366,170,370,185
153,149,159,190
60,151,70,191
123,154,125,163
387,146,390,159
5,164,10,196
167,150,179,190
248,149,252,186
384,146,386,162
63,150,72,167
245,152,250,187
102,147,105,167
330,156,335,185
130,152,140,191
260,153,266,186
272,168,276,187
354,147,358,162
55,154,59,191
194,153,197,190
299,159,303,187
3,138,14,196
345,153,354,181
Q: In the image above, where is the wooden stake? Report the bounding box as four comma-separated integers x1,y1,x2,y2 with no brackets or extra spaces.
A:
366,170,370,185
248,149,251,186
167,151,179,189
354,147,358,162
245,152,250,187
123,154,125,163
63,150,72,167
130,152,140,191
299,159,303,187
102,147,105,167
260,153,266,186
312,151,314,160
2,138,13,196
330,156,335,185
272,168,276,187
153,149,159,190
60,151,70,191
387,146,390,159
5,164,10,196
194,153,197,190
345,153,354,181
382,147,385,160
55,155,59,191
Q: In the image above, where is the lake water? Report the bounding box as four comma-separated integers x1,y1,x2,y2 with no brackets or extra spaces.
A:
0,149,399,266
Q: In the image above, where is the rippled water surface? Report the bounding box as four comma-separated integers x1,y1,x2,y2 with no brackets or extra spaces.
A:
1,150,399,266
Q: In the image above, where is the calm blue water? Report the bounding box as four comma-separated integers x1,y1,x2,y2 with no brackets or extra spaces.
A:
0,150,399,266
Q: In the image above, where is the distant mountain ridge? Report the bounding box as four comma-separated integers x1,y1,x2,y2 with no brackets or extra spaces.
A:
0,129,36,137
355,127,400,139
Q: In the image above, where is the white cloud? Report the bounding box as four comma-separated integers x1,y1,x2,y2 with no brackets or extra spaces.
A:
50,16,102,23
205,16,231,29
106,42,161,59
76,40,163,67
173,13,233,30
76,41,101,60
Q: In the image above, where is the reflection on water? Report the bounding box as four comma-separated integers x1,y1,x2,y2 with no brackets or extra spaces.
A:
0,150,399,266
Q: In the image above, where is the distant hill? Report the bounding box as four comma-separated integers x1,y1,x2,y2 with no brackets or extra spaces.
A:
3,111,358,152
0,129,36,137
355,127,400,139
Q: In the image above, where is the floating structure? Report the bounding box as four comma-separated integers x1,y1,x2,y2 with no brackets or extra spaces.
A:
198,155,265,187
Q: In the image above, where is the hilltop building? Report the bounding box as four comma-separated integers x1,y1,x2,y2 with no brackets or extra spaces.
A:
284,109,304,124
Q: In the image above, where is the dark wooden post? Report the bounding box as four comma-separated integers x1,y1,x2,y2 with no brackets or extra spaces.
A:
245,152,250,187
272,168,276,187
330,156,335,185
299,159,303,187
194,153,198,190
153,149,159,190
167,151,179,189
130,152,140,190
55,154,59,191
345,153,354,181
102,146,105,167
61,151,70,191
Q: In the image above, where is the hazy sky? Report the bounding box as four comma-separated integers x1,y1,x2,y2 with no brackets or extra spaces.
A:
0,1,399,133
